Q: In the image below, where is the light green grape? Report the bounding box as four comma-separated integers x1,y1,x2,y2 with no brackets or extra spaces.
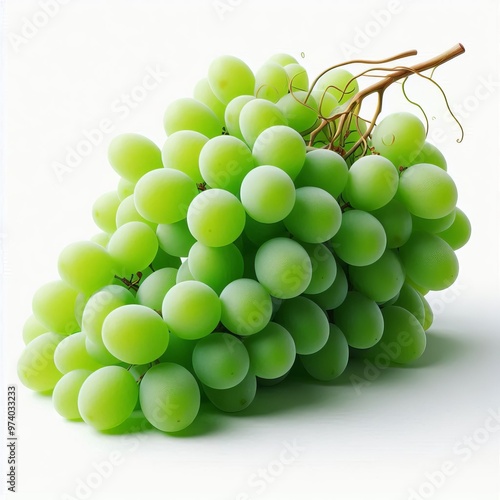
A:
91,232,111,248
92,191,120,234
136,268,177,311
412,210,456,233
274,296,329,355
410,141,447,170
311,89,339,119
243,322,296,379
331,210,387,266
399,231,459,291
254,61,289,102
284,63,309,91
437,207,471,250
158,332,196,370
268,53,298,66
301,242,337,295
157,219,196,257
220,278,273,336
371,112,426,166
52,369,92,420
304,264,348,311
117,177,135,201
102,304,169,364
276,91,318,133
78,366,138,430
54,332,104,374
224,95,255,141
243,217,288,246
72,292,87,329
193,77,226,123
300,324,349,381
254,237,312,299
162,281,221,340
370,199,412,249
316,68,359,105
187,189,246,247
284,187,342,243
17,332,65,392
108,133,163,183
22,314,49,345
208,55,255,104
175,259,195,283
85,335,120,365
115,194,157,230
333,291,384,349
393,282,425,327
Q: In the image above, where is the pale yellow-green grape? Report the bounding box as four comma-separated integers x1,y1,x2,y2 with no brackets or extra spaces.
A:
188,242,244,294
102,305,169,364
254,237,312,299
300,324,349,381
276,91,318,133
203,369,257,412
398,163,458,219
90,232,111,248
22,314,49,345
187,189,246,247
193,77,226,123
175,259,195,283
333,291,384,349
107,221,158,276
157,220,196,257
295,149,348,199
92,191,120,234
344,155,399,211
32,280,79,334
284,187,342,243
220,278,273,336
108,133,163,183
52,369,92,420
158,332,196,371
371,112,426,167
164,98,222,138
254,61,289,103
243,217,288,246
199,135,255,195
412,210,456,233
58,241,115,295
410,141,447,170
78,366,138,430
54,332,104,374
304,264,348,311
117,177,135,201
243,322,296,380
349,250,405,303
136,268,177,311
252,125,306,180
161,130,208,184
18,332,65,392
370,199,413,249
399,231,459,291
268,53,298,66
284,63,309,91
208,55,255,104
85,335,120,365
418,291,434,330
393,283,426,328
224,95,255,141
274,296,329,355
316,68,359,105
162,281,221,340
437,207,471,250
192,332,250,389
331,210,387,266
239,99,288,148
301,242,337,295
151,247,181,270
115,194,157,230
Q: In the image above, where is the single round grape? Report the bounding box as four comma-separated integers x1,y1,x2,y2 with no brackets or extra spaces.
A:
393,283,426,327
437,207,471,250
410,141,447,170
115,194,157,230
136,268,177,311
52,369,92,420
224,95,255,141
158,332,196,370
268,53,298,66
208,55,255,104
301,242,337,295
316,68,359,105
304,264,348,311
254,61,289,102
370,199,413,249
412,210,456,234
157,219,196,258
22,314,49,345
284,63,309,91
92,191,120,234
193,77,226,123
276,91,318,133
175,259,195,283
85,335,120,365
54,332,104,374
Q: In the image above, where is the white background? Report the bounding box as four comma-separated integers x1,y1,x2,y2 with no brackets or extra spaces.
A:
2,1,500,499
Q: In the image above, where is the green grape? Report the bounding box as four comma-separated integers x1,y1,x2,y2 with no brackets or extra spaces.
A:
370,199,412,249
151,247,181,270
92,191,120,234
254,61,289,102
188,242,244,294
199,135,255,195
32,280,79,334
58,241,115,295
17,332,65,392
393,283,425,328
294,149,348,199
102,305,169,364
284,63,309,91
243,217,288,246
136,268,177,311
268,53,298,66
398,163,458,219
134,168,198,225
139,362,200,432
203,369,257,412
240,165,296,223
117,177,135,201
412,210,456,233
311,89,339,118
115,194,157,230
54,332,104,374
331,210,387,266
157,220,196,257
22,314,49,345
192,332,250,389
162,281,221,340
405,276,429,296
91,232,111,248
344,155,399,211
301,243,337,295
300,324,349,381
78,366,138,430
410,141,447,170
239,99,287,148
333,291,384,349
158,333,196,370
220,278,273,336
437,207,471,250
418,291,434,331
187,189,246,247
284,187,342,243
193,77,226,123
72,290,86,329
254,237,312,299
276,91,318,133
224,95,255,141
82,284,136,344
108,221,158,276
349,250,405,303
399,231,459,291
85,335,120,365
371,112,426,166
316,68,359,105
208,55,255,104
304,264,348,311
252,125,306,180
108,133,163,183
175,259,195,283
274,296,329,355
52,369,92,420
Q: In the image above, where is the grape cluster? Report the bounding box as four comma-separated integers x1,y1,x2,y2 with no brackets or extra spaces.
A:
18,52,471,433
